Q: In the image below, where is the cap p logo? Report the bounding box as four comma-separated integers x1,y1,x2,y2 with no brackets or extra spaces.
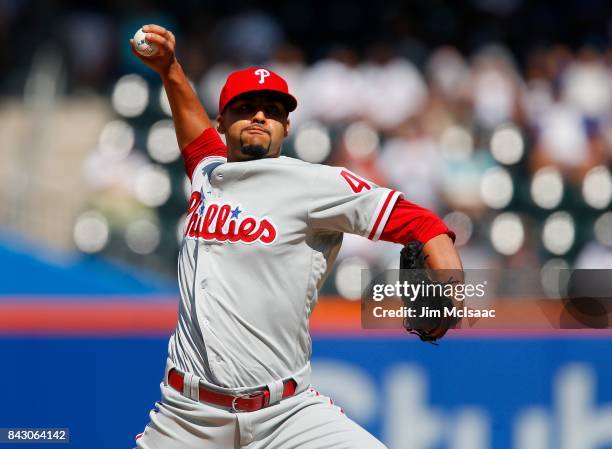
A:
254,68,270,84
219,67,296,113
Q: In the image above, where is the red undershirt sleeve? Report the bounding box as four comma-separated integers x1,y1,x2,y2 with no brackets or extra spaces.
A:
379,199,456,245
182,128,227,181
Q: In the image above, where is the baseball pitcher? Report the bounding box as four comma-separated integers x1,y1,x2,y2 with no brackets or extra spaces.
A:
130,24,463,448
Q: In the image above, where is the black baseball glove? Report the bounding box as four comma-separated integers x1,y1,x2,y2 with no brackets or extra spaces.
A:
399,241,460,343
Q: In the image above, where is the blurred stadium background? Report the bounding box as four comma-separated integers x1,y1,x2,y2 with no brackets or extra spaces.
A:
1,1,612,448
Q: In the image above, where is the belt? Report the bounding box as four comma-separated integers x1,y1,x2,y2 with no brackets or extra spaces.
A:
167,368,297,412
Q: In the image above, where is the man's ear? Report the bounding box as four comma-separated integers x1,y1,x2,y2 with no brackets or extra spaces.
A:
216,114,225,134
284,118,290,137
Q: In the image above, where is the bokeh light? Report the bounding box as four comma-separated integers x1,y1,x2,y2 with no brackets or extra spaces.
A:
594,212,612,246
343,121,379,161
98,120,134,160
490,124,524,165
73,211,110,253
334,256,370,300
490,212,524,255
294,122,331,163
530,166,564,209
443,211,473,246
582,165,612,209
111,73,149,117
147,120,181,163
439,125,473,160
480,166,514,209
542,211,575,255
540,258,570,298
125,219,161,255
135,165,172,207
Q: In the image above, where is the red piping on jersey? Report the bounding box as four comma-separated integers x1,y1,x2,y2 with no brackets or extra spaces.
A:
367,190,398,240
183,128,227,181
379,199,455,245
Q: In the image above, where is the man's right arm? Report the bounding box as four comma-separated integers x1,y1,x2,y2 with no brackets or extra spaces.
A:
160,61,212,149
130,24,226,178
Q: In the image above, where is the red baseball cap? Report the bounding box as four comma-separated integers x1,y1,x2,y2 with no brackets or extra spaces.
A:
218,67,298,114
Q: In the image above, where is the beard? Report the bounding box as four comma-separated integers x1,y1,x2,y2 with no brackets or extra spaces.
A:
239,129,272,159
240,144,269,159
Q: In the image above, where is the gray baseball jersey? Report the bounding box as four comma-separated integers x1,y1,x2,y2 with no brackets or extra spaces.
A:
167,154,402,390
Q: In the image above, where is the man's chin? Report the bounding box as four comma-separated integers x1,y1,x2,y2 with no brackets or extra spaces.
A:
240,144,268,159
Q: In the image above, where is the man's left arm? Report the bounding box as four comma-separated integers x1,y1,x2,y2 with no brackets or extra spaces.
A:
383,199,465,341
423,234,463,271
379,198,462,269
308,167,462,272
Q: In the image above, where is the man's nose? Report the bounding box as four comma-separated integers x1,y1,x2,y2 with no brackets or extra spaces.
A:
251,109,266,123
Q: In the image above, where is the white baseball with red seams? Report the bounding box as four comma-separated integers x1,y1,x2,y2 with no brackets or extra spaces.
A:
133,27,158,56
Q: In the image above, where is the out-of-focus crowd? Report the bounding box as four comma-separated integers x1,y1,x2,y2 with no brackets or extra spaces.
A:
253,43,612,296
1,2,611,296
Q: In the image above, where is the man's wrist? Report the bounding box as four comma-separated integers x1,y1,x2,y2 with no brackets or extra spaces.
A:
160,59,184,83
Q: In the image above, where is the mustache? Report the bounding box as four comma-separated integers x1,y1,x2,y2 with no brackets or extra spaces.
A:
242,125,271,135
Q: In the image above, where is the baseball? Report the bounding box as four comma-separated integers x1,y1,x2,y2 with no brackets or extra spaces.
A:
133,27,158,56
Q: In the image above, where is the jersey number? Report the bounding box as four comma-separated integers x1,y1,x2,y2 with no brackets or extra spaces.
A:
340,170,371,193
